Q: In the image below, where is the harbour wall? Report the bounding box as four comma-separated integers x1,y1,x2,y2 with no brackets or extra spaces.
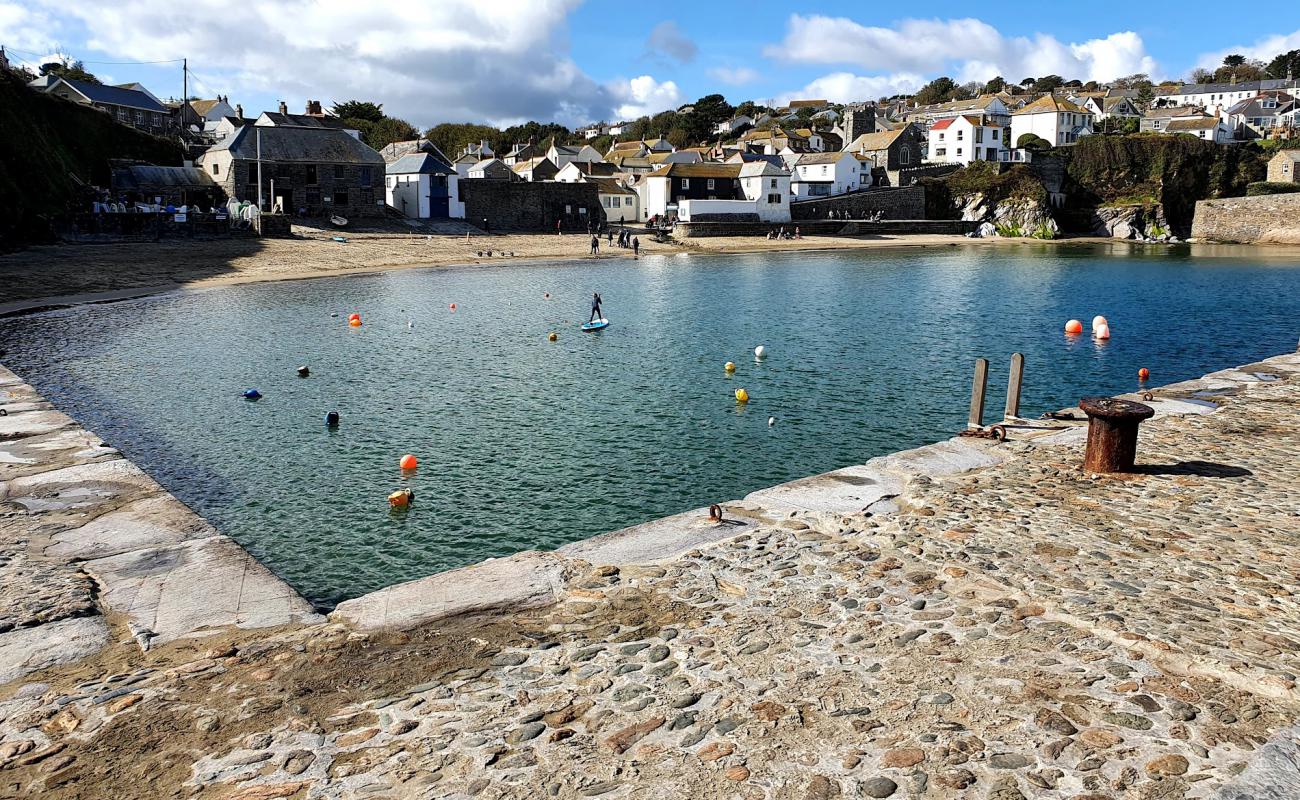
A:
789,186,925,221
673,219,978,238
1191,194,1300,244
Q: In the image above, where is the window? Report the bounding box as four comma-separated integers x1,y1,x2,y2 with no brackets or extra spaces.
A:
770,178,777,188
245,184,258,201
900,149,910,164
938,133,944,141
707,178,715,190
134,109,144,124
306,165,318,185
360,167,372,187
992,129,999,140
212,163,220,176
334,165,345,180
334,188,350,205
936,148,946,156
821,166,828,175
681,178,690,189
956,148,963,156
957,130,964,140
602,196,611,208
767,193,782,204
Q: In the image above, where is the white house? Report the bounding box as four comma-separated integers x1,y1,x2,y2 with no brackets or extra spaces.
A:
926,115,1006,164
606,122,630,136
385,153,463,220
738,160,791,222
1165,116,1234,143
1224,93,1299,140
788,151,860,199
547,143,603,168
1010,95,1094,147
915,95,1012,128
590,178,639,223
1080,96,1141,121
1159,79,1293,118
467,158,512,180
554,161,621,183
714,114,753,135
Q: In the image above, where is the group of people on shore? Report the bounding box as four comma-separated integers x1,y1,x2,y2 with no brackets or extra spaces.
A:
825,209,886,222
766,227,801,241
590,230,640,258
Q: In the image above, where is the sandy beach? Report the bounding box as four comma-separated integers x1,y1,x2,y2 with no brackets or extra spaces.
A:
0,222,1014,314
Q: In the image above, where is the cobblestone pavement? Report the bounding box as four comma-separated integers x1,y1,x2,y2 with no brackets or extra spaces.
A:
1,356,1298,799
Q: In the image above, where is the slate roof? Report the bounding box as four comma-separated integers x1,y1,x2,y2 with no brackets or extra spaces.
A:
561,161,620,177
189,99,224,117
257,112,351,130
738,161,789,178
386,154,453,175
588,177,636,195
57,78,167,112
207,126,384,164
794,151,852,166
111,164,215,190
846,128,908,153
1169,79,1290,95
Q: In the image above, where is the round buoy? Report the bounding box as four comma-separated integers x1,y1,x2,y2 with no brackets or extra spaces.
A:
544,292,551,300
1092,315,1108,332
768,416,776,427
1064,319,1083,334
724,361,736,373
1138,367,1150,380
242,389,261,400
325,411,340,427
735,388,750,403
399,454,418,470
349,318,362,327
548,332,558,342
754,345,767,359
297,366,310,378
388,488,414,508
408,320,414,329
348,313,360,322
449,303,457,311
1095,323,1111,340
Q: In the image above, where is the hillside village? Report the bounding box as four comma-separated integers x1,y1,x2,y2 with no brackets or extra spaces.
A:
3,46,1300,245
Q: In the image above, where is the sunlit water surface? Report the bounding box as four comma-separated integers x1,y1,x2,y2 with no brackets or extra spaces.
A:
3,244,1297,607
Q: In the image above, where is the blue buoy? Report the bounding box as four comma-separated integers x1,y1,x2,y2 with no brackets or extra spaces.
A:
243,389,262,400
325,411,340,427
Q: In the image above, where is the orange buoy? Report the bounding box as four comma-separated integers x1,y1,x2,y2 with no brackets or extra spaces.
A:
388,488,413,508
399,454,418,470
734,388,750,403
1095,323,1111,340
349,318,362,327
348,313,360,321
1138,367,1150,380
1064,319,1083,334
548,332,558,342
1091,315,1108,332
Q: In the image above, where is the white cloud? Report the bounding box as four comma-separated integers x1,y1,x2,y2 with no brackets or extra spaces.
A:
708,66,760,86
767,14,1160,85
0,1,58,57
612,74,682,120
645,21,696,64
17,0,660,127
776,72,928,105
1195,28,1300,70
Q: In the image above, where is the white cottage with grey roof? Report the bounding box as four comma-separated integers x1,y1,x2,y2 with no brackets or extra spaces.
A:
386,153,463,219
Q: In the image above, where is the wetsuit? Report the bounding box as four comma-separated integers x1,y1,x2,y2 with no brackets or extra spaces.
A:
589,294,603,322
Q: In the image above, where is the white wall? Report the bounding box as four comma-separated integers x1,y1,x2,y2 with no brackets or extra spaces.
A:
928,119,1006,165
602,192,638,222
1011,111,1093,147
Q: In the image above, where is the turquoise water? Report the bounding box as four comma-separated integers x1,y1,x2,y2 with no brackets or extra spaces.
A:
3,244,1298,608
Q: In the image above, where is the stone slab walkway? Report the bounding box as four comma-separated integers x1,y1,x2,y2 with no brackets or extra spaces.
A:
0,365,321,684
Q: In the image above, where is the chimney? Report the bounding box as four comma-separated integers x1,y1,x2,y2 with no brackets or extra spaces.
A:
236,103,244,119
278,101,288,115
306,100,322,116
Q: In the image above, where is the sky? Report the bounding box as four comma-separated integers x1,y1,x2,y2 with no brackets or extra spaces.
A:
3,0,1299,130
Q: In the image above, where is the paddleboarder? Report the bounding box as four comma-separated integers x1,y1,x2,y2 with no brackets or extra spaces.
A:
589,292,604,323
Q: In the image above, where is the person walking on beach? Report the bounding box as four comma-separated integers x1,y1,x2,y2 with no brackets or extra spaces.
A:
632,236,640,259
590,235,599,255
589,292,604,322
556,219,562,235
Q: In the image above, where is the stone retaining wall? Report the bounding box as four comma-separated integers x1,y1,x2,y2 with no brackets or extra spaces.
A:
1191,194,1300,244
459,181,604,232
673,219,977,238
790,186,925,221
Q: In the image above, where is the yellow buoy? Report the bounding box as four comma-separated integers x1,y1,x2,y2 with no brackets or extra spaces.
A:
734,388,749,403
548,332,558,342
388,488,413,508
724,361,736,372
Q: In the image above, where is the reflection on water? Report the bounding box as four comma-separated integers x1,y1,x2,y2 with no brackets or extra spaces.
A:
2,245,1298,607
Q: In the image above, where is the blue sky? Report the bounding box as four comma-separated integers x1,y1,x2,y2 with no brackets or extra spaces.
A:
3,1,1297,129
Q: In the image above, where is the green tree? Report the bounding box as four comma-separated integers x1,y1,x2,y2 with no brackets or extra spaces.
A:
331,101,384,124
666,127,689,149
1222,54,1247,68
1017,133,1051,150
423,122,501,159
981,76,1007,94
1213,61,1265,83
1031,75,1065,93
1190,68,1214,84
914,76,958,106
1266,49,1300,79
39,58,99,84
683,93,733,141
361,116,419,150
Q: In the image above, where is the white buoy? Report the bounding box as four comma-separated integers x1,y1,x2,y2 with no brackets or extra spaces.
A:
768,416,776,427
754,345,767,359
408,320,414,329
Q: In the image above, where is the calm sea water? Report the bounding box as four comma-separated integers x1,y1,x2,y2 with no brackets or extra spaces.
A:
3,243,1298,607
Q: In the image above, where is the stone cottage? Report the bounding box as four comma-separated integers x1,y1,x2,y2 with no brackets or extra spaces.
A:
845,124,924,186
1266,150,1300,183
197,125,386,216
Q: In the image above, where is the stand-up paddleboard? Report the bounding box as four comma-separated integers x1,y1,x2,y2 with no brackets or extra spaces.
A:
581,318,610,332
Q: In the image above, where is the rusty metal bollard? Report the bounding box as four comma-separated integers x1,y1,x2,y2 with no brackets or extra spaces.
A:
1079,396,1155,473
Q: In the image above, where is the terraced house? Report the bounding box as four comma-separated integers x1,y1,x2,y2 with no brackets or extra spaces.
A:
35,77,170,135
